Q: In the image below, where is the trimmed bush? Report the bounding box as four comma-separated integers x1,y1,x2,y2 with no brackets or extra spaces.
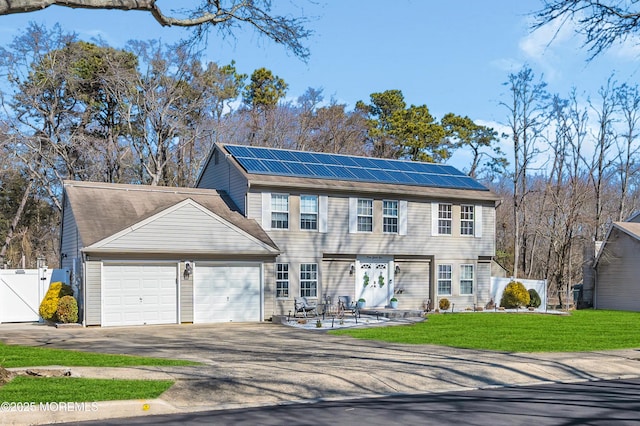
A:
528,288,542,308
439,298,450,310
500,281,530,309
39,282,73,322
56,295,79,323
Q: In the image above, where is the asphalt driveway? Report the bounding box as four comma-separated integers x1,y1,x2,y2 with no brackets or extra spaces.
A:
2,321,640,423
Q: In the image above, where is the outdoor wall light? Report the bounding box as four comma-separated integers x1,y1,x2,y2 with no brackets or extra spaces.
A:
349,263,355,275
395,264,400,274
183,262,192,280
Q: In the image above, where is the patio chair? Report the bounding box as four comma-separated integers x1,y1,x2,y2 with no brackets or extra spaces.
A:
338,296,356,315
294,297,317,317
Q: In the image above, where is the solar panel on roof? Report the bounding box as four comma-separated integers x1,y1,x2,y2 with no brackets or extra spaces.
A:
224,144,488,191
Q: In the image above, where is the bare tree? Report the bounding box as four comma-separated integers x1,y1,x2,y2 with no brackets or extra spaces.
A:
501,66,549,278
614,83,640,221
586,76,618,240
532,0,640,60
0,0,312,59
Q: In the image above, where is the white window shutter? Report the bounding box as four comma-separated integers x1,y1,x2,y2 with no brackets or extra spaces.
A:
399,200,408,236
431,202,439,236
349,197,357,233
475,205,483,238
262,192,271,231
319,195,328,233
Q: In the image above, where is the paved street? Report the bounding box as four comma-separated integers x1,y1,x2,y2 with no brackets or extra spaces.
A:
2,321,640,424
67,378,640,425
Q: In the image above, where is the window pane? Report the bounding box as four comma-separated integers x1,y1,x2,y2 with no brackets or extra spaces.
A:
300,195,318,230
461,205,474,236
271,194,289,229
383,200,398,233
300,263,318,297
357,199,373,232
437,264,452,295
438,204,452,235
276,263,289,298
460,264,473,294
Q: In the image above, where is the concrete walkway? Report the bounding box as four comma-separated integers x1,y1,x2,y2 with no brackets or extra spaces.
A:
2,321,640,425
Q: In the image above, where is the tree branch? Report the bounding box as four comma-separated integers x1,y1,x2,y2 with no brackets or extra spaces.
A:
0,1,311,60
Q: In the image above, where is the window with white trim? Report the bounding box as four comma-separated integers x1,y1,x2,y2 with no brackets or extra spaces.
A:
300,263,318,298
276,263,289,298
357,199,373,232
461,205,474,236
460,264,474,295
271,194,289,229
437,264,452,295
438,203,452,235
300,195,318,230
383,200,399,233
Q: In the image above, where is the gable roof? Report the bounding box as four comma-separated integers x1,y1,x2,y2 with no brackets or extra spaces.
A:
594,221,640,267
203,144,500,202
63,181,278,251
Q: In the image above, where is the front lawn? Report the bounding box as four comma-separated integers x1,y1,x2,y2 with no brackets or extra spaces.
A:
0,342,199,368
0,377,174,403
329,310,640,352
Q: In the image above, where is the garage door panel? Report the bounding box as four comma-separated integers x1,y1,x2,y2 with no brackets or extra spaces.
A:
103,264,177,327
194,264,261,323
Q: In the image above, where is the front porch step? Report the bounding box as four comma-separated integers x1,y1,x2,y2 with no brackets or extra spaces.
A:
358,308,424,320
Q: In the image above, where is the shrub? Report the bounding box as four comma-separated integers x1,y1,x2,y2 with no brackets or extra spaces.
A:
439,298,450,310
528,288,542,308
39,282,73,322
500,281,530,309
56,295,79,323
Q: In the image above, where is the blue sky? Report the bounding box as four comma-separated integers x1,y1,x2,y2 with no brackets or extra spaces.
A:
0,0,638,167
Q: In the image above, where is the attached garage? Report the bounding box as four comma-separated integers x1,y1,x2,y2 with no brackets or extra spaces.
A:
194,263,262,323
61,181,279,327
102,263,178,327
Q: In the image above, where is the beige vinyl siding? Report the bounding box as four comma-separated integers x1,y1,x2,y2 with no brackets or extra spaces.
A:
180,261,193,323
60,198,80,271
393,260,431,311
96,203,268,253
197,152,249,214
322,259,356,303
596,230,640,312
263,262,279,316
85,260,102,325
476,261,492,306
249,194,494,258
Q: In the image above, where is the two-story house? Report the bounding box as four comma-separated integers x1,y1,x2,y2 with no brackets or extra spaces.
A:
60,143,500,326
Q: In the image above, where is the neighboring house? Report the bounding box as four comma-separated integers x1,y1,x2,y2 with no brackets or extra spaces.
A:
60,181,279,326
60,145,501,326
593,213,640,312
197,144,501,316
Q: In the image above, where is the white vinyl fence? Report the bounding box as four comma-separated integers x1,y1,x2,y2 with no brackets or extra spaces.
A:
0,268,70,323
490,277,547,310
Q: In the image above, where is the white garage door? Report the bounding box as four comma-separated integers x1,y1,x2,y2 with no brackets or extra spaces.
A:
103,264,177,327
194,264,261,323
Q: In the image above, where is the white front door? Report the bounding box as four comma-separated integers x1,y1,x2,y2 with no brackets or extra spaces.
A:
356,257,392,307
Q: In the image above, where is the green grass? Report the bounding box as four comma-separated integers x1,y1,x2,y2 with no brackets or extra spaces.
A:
0,377,174,402
329,310,640,352
0,342,199,368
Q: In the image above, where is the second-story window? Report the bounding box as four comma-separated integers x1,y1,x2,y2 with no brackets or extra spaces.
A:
357,198,373,232
383,200,398,233
438,203,452,235
271,194,289,229
300,195,318,230
461,205,474,236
